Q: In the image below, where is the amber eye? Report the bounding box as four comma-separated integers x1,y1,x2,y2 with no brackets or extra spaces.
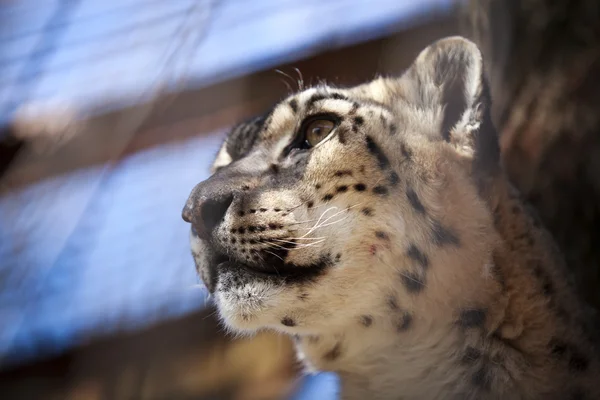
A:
304,119,335,147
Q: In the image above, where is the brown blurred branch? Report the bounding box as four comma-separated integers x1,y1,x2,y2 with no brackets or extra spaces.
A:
463,0,600,310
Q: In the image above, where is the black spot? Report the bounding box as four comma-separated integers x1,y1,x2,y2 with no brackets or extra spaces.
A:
334,170,353,177
388,171,400,186
360,315,373,327
238,211,245,217
274,208,282,212
330,93,348,101
308,93,327,106
336,185,348,193
349,102,360,114
401,143,412,159
249,209,257,214
390,123,397,135
281,317,296,327
388,295,399,310
241,185,251,191
249,239,257,244
269,164,279,174
406,187,426,214
397,312,413,332
373,186,388,196
230,228,237,233
259,208,267,212
289,99,298,113
315,184,322,190
353,116,364,126
407,245,429,268
268,223,278,230
307,201,314,208
401,272,425,293
458,309,487,329
472,365,492,391
460,346,482,364
569,349,590,372
322,194,334,202
362,207,373,216
365,135,390,170
335,253,342,262
354,183,367,191
375,231,389,240
298,292,309,301
543,280,555,296
248,226,257,233
431,221,461,247
550,339,568,358
240,239,246,244
231,238,237,244
324,343,342,361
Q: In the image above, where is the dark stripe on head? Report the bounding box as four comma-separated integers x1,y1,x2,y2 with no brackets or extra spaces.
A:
365,135,390,170
307,93,328,107
289,99,298,113
330,93,349,101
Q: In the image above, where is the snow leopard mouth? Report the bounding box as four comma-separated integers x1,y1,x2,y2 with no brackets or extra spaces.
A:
210,252,332,290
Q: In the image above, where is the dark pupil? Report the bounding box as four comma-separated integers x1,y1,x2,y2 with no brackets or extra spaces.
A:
313,126,323,136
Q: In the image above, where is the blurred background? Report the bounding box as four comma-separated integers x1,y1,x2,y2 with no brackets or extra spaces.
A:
2,0,600,399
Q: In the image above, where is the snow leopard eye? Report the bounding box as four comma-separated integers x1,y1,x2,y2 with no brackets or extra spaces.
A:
304,118,335,147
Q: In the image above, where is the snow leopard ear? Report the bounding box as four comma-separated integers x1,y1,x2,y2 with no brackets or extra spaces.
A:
403,36,499,172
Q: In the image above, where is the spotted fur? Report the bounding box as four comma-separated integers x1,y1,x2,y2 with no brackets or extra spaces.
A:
183,37,600,399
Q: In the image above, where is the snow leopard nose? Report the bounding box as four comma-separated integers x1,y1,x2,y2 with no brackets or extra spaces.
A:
182,176,235,241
